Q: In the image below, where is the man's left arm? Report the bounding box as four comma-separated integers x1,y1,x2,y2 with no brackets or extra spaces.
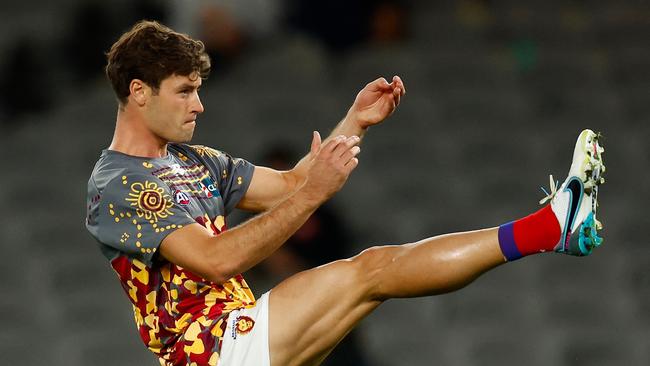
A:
237,75,406,212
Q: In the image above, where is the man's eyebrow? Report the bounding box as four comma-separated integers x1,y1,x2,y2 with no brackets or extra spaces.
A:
176,83,201,91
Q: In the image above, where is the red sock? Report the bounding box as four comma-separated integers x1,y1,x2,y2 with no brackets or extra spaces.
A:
498,205,562,261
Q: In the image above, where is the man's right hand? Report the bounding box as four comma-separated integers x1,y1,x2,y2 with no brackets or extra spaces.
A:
300,131,361,204
161,131,361,283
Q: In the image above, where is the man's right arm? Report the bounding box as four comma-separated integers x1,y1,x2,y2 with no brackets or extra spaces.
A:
159,134,361,283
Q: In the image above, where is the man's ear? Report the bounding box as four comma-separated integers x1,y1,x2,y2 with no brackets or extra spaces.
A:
129,79,149,106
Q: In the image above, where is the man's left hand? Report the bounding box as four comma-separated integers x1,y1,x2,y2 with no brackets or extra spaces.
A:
346,75,406,129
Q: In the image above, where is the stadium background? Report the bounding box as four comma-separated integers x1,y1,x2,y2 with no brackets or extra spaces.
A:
0,0,648,365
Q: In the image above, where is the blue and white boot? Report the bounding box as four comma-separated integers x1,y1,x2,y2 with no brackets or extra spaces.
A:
540,129,606,256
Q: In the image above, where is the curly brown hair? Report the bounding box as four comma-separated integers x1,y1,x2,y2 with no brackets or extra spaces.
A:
105,20,210,105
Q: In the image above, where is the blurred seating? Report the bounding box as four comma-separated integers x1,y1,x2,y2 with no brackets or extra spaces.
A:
0,1,648,365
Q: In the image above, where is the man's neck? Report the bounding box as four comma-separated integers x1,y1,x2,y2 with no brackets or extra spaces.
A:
109,106,169,158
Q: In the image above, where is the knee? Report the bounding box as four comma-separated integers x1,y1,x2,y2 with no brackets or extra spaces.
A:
348,245,404,300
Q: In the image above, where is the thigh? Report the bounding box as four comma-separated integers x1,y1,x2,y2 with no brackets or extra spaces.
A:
268,254,384,366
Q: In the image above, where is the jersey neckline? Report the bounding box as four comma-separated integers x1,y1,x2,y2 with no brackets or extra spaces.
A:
102,148,175,162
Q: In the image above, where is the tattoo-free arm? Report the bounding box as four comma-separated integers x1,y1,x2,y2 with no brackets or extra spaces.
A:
238,75,405,212
160,135,361,283
160,188,320,283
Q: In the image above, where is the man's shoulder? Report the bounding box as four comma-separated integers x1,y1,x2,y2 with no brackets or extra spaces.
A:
88,150,158,193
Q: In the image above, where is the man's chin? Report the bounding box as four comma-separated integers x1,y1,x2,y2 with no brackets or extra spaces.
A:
170,131,194,144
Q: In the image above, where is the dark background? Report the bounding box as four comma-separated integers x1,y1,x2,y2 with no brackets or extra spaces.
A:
0,0,648,365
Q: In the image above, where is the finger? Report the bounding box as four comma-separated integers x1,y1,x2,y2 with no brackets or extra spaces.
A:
344,157,359,173
332,135,360,157
340,145,361,164
310,131,322,156
367,77,391,91
393,75,406,95
331,136,357,158
320,135,346,156
393,87,401,106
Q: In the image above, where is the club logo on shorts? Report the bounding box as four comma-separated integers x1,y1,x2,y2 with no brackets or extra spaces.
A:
233,315,255,338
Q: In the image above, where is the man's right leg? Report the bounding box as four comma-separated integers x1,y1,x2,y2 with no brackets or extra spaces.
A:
267,129,605,366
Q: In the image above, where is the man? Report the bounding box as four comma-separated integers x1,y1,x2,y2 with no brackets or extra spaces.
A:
86,21,606,366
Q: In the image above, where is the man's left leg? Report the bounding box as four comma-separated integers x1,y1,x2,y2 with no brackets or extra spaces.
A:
267,129,605,366
268,227,505,366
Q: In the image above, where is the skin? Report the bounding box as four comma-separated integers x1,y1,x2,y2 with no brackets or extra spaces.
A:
109,72,205,156
108,72,507,366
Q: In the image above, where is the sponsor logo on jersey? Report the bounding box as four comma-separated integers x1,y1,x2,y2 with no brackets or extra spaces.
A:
169,163,187,176
174,190,191,205
199,177,220,198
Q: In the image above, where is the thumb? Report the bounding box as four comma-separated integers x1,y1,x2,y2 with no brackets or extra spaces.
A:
310,131,321,156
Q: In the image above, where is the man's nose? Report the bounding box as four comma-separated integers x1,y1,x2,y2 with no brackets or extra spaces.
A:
193,94,204,114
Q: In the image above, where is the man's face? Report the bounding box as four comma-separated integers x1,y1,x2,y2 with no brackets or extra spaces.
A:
144,73,204,143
